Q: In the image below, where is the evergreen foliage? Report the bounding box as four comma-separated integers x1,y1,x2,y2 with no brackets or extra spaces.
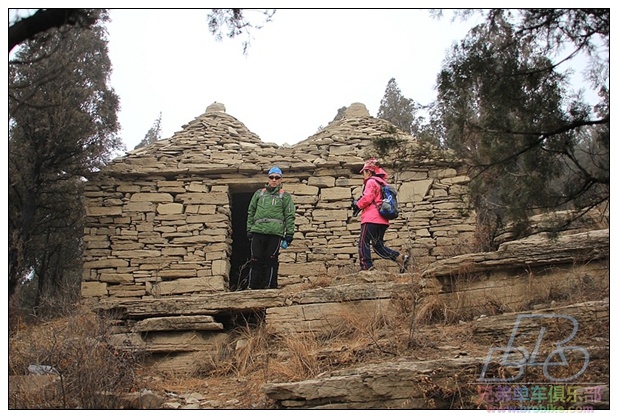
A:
134,112,163,150
433,9,609,245
377,78,417,134
9,9,100,53
207,9,276,54
8,10,122,310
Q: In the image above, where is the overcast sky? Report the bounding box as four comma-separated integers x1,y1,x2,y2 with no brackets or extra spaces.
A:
106,9,482,151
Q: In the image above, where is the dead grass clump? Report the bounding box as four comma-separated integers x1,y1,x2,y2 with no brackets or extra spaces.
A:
415,294,449,324
9,311,142,409
334,302,391,341
206,322,271,378
441,236,479,258
522,263,608,310
482,298,510,316
268,332,324,381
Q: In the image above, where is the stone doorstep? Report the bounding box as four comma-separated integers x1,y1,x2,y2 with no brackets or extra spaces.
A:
96,281,412,320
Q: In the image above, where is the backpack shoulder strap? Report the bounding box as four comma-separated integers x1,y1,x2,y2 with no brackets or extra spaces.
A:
365,177,384,210
259,187,285,198
367,177,385,187
368,177,387,194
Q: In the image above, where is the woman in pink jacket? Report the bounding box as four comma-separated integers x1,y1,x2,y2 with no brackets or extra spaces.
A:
353,158,409,273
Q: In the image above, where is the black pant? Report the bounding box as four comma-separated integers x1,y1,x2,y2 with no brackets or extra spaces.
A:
249,233,281,289
358,223,399,270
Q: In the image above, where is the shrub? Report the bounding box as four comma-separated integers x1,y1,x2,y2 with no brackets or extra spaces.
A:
8,310,142,409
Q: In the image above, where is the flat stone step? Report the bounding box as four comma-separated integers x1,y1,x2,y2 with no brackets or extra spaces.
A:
133,315,224,332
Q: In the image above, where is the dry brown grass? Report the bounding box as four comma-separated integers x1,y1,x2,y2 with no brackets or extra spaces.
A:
9,310,142,409
202,321,271,378
267,332,325,381
10,259,608,409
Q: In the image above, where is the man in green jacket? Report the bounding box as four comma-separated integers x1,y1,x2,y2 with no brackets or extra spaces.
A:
246,167,296,289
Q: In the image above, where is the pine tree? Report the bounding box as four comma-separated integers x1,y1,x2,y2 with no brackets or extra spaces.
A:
134,112,163,149
377,78,417,134
435,9,609,246
8,10,122,307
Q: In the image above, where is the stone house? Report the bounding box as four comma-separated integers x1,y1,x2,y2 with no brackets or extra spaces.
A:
81,102,476,303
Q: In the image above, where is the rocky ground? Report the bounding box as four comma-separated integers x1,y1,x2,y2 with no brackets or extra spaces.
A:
127,298,610,410
9,294,609,410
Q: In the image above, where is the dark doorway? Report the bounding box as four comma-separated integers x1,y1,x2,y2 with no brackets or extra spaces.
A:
230,191,254,291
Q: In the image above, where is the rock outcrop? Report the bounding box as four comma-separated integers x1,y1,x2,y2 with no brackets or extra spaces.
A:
263,299,609,409
422,229,609,319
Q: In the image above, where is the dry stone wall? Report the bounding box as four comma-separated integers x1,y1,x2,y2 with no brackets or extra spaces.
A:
82,179,233,299
82,102,476,303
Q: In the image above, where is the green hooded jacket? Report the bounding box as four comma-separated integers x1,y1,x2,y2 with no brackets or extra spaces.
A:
247,185,295,237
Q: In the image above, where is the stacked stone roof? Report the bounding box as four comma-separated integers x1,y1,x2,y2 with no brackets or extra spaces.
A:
103,102,415,177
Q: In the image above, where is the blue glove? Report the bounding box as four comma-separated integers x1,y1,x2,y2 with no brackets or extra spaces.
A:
284,235,294,245
281,240,288,249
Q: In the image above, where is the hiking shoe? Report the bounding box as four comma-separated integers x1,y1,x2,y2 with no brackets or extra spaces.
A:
399,255,410,273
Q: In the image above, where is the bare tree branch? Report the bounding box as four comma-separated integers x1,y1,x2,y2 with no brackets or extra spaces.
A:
9,9,98,53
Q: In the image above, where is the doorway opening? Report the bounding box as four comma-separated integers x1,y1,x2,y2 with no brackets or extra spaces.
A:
230,191,254,291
